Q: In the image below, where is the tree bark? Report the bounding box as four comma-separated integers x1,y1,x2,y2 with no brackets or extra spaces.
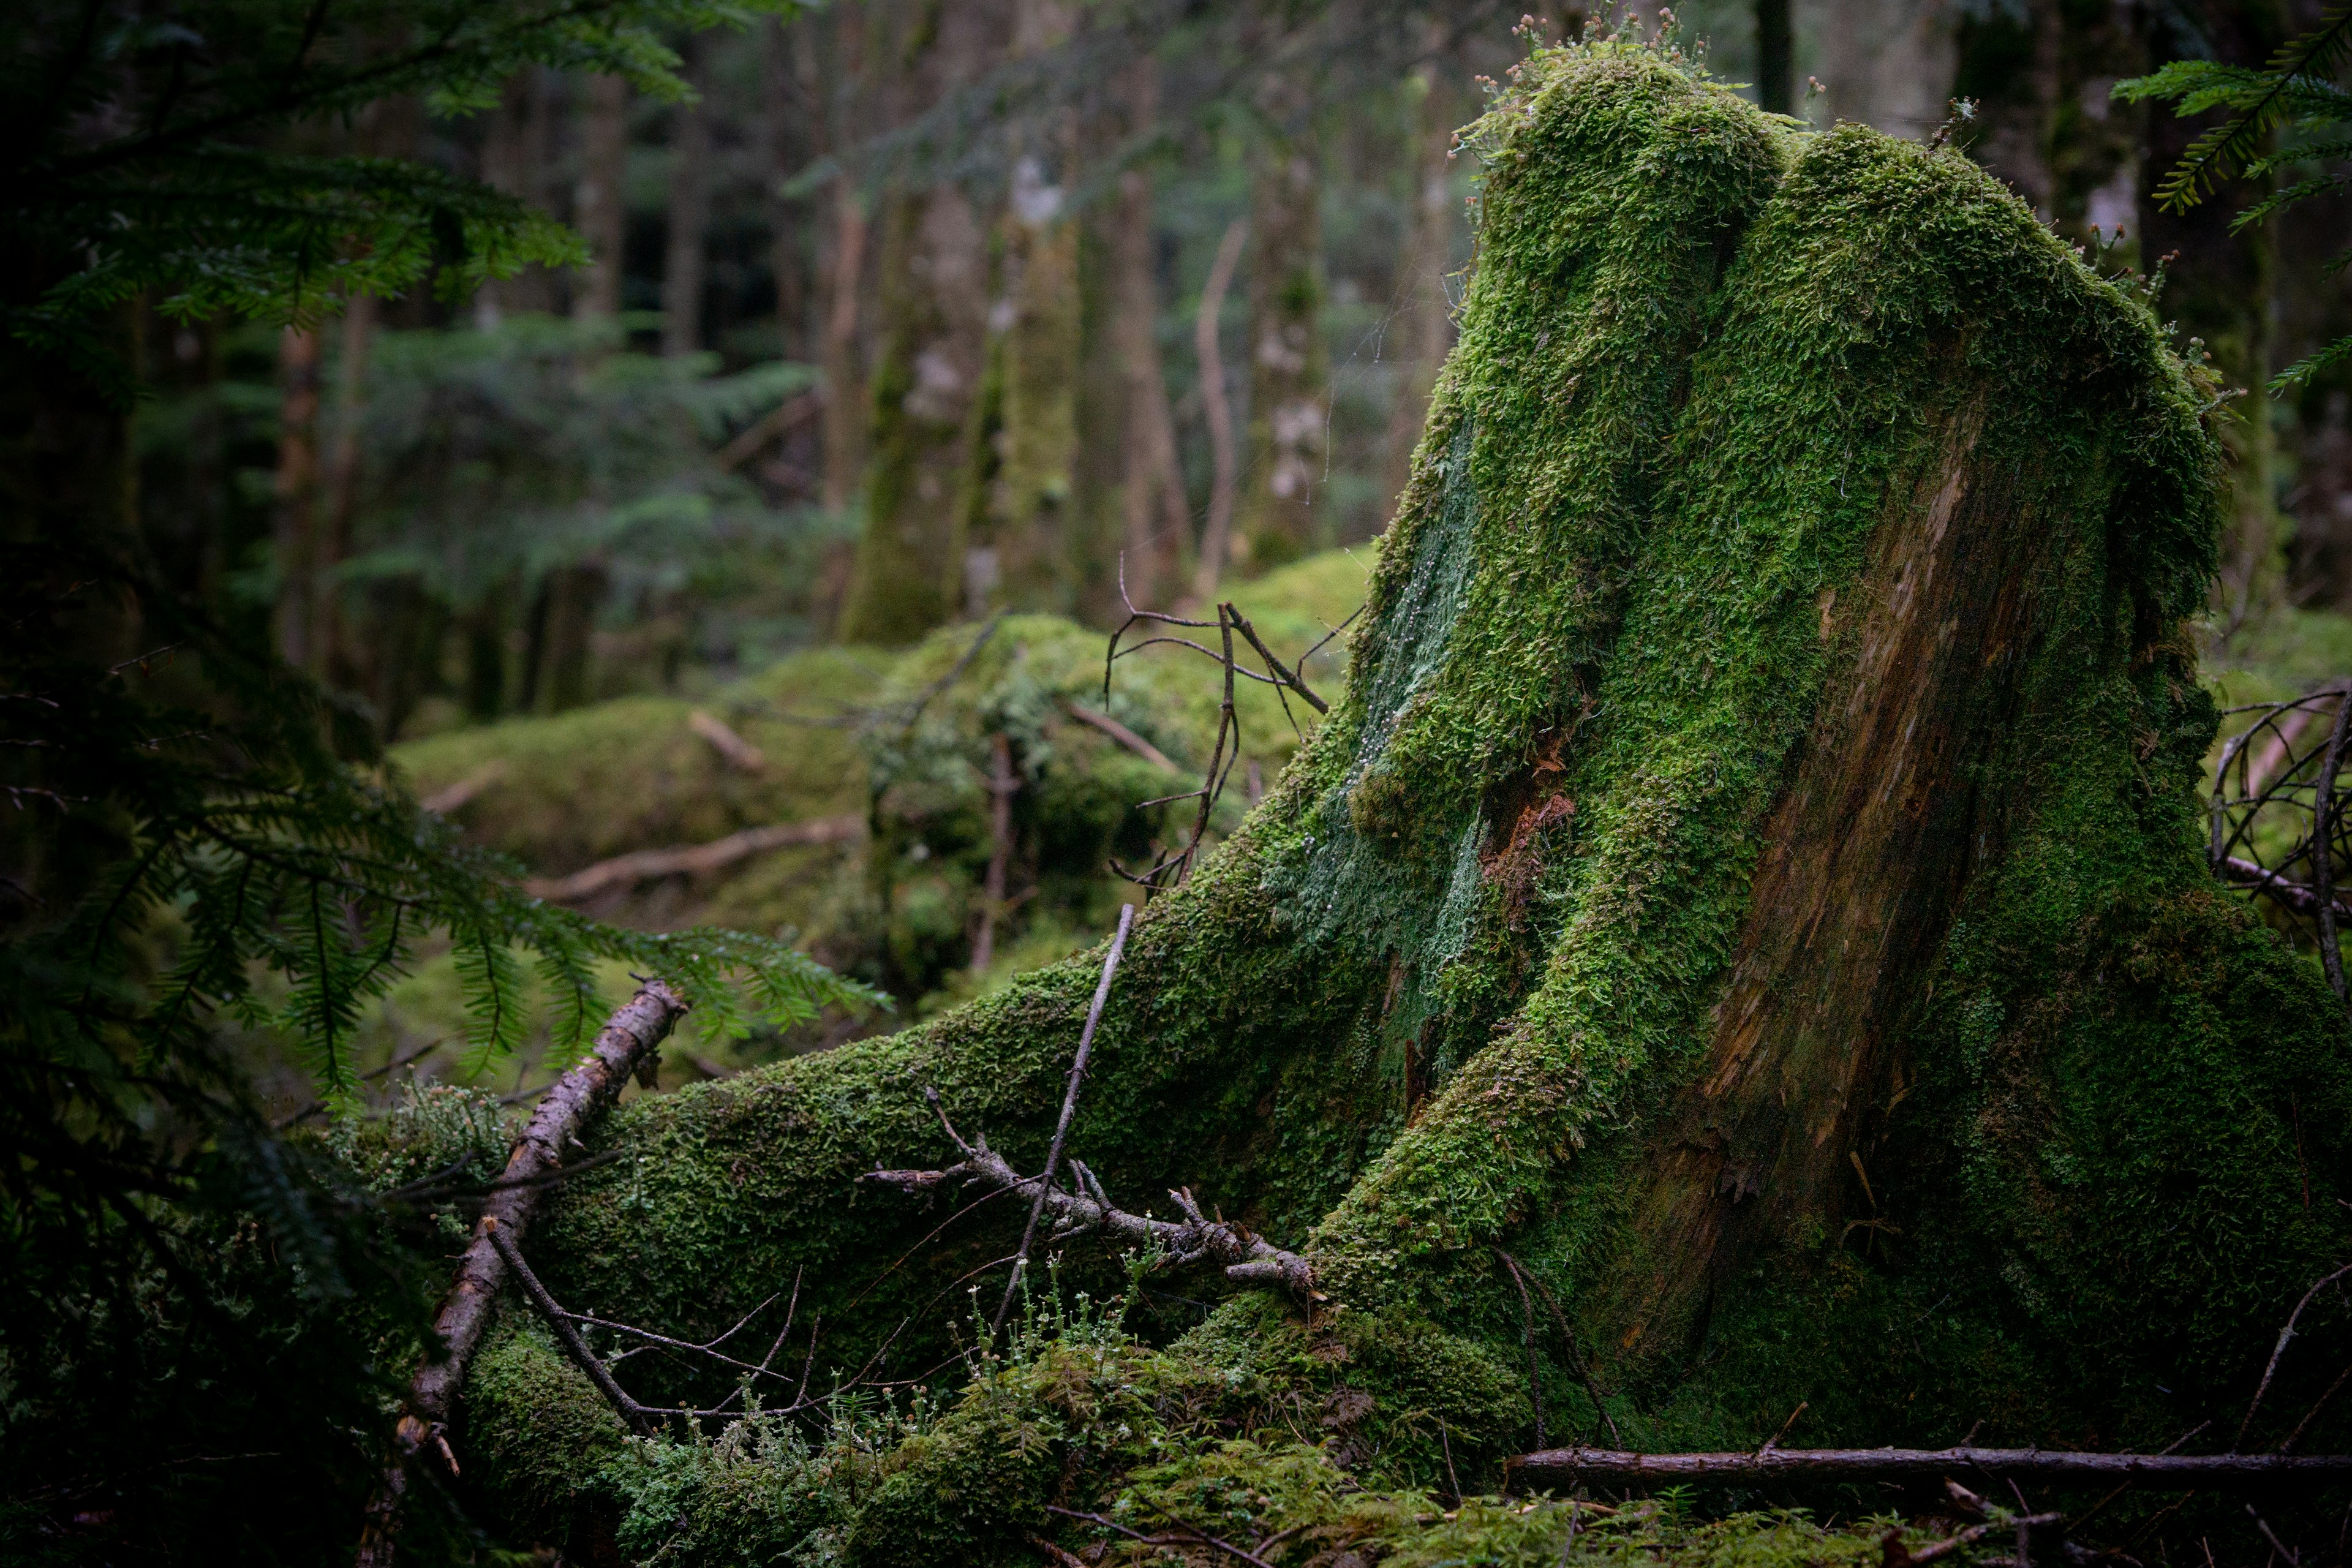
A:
837,2,1005,644
1378,45,1462,535
1234,74,1327,573
1190,221,1246,600
1754,0,1792,116
271,325,323,673
957,0,1082,617
761,15,810,361
816,0,869,515
573,74,631,323
662,34,713,360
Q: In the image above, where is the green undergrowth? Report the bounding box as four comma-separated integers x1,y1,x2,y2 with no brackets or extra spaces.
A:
450,31,2352,1566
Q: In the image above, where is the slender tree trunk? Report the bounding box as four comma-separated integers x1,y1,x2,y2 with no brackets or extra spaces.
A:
1754,0,1792,116
958,0,1082,618
1190,221,1246,600
317,292,375,688
573,74,631,324
2138,0,2286,629
838,1,1003,644
817,0,869,516
478,69,555,322
1235,75,1327,573
1077,56,1191,617
271,325,323,673
1379,47,1462,531
762,15,810,361
662,35,713,360
537,560,608,714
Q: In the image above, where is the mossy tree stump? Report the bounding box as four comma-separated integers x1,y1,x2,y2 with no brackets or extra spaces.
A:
462,41,2352,1561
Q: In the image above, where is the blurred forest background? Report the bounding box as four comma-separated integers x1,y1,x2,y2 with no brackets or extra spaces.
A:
119,0,2352,1099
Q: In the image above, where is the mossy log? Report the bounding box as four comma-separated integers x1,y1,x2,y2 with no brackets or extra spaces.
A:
458,42,2352,1562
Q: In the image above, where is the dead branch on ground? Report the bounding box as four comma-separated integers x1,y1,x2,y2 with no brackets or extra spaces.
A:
1506,1446,2352,1488
522,816,864,903
688,708,768,772
358,981,690,1567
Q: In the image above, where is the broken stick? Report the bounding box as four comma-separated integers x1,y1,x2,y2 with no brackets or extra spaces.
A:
356,980,689,1567
1507,1445,2352,1490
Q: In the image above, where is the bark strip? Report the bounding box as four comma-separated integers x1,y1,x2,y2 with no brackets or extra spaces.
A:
1509,1446,2352,1489
356,981,690,1566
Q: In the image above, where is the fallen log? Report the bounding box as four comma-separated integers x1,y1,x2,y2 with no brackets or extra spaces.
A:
1508,1445,2352,1490
521,815,865,903
355,980,690,1567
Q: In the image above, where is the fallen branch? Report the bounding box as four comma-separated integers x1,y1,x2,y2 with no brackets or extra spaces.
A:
1507,1446,2352,1489
522,816,864,902
1063,700,1179,772
2219,855,2352,920
864,1091,1313,1296
356,981,690,1567
688,708,767,773
996,903,1134,1332
421,761,505,816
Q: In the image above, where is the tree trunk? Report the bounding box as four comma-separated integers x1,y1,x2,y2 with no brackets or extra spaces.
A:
1234,75,1327,573
535,560,608,714
271,325,323,673
2136,1,2286,630
449,53,2352,1559
662,36,713,360
1078,55,1193,617
817,0,869,515
761,15,810,362
1754,0,1792,115
573,74,631,323
836,2,1002,644
956,0,1082,619
1378,45,1463,535
478,69,555,322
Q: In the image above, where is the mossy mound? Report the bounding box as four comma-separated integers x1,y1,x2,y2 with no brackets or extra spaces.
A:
369,551,1366,1071
450,36,2352,1564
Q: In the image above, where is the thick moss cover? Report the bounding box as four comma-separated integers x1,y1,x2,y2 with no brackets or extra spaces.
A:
457,39,2352,1563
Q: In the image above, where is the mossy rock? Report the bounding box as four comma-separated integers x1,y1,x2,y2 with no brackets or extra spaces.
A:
456,37,2352,1563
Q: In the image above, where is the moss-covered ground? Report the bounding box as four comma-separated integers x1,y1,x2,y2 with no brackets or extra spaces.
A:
350,31,2352,1566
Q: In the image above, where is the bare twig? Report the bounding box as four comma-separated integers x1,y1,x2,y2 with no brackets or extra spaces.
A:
1047,1503,1275,1568
995,906,1135,1333
1494,1248,1546,1450
1884,1510,2064,1568
486,1219,654,1435
2315,690,2351,1002
2234,1260,2352,1451
420,762,505,816
865,1093,1313,1296
1224,602,1329,714
521,816,864,903
900,611,1005,734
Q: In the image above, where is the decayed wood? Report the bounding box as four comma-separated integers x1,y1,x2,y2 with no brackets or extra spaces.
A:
356,981,690,1567
864,1086,1314,1295
1614,413,2054,1358
1509,1446,2352,1488
522,816,864,902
